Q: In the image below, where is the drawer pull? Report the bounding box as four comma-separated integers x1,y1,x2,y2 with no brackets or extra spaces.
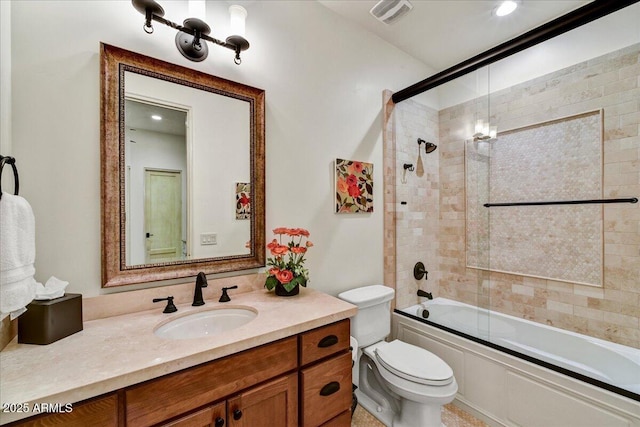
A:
320,381,341,396
215,417,225,427
317,335,338,348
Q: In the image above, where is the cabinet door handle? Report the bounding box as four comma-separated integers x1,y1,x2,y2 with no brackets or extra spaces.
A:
320,381,341,396
317,334,338,348
233,409,243,420
215,417,225,427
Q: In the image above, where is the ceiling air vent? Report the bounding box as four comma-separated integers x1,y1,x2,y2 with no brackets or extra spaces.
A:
370,0,413,25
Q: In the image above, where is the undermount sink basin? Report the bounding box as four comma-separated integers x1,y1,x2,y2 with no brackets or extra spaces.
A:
154,306,257,340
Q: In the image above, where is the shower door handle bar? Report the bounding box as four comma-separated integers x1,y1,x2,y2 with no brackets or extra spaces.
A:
483,198,638,208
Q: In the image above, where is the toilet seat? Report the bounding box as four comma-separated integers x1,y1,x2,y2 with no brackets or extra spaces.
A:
373,340,454,386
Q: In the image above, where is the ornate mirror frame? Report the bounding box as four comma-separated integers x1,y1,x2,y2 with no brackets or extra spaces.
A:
100,43,265,287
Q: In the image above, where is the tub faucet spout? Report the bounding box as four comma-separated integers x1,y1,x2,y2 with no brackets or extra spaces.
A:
417,289,433,300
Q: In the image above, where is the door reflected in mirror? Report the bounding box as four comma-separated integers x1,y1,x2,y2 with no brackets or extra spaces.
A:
125,100,188,265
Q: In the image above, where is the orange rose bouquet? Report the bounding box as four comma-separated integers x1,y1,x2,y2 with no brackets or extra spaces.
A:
265,227,313,295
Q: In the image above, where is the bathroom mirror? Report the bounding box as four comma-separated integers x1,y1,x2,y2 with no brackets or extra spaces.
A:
101,43,265,287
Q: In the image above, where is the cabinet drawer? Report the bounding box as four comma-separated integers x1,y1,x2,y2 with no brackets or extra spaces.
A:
126,337,297,427
299,319,350,366
301,352,352,427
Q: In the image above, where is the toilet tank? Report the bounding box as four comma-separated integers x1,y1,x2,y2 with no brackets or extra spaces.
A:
338,285,395,348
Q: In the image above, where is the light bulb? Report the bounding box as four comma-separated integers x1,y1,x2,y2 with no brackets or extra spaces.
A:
188,0,206,20
229,5,247,37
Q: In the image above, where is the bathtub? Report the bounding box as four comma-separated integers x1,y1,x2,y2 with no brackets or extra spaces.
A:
393,297,640,427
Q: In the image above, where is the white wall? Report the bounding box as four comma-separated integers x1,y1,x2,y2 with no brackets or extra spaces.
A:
0,1,11,159
10,1,431,297
436,2,640,110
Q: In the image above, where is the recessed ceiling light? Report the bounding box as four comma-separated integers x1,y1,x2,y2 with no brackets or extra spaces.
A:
151,115,162,121
495,1,518,17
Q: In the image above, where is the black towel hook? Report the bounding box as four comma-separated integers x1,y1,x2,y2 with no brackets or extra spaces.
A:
0,155,19,200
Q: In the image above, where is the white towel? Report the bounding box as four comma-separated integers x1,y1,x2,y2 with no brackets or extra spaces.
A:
1,192,37,314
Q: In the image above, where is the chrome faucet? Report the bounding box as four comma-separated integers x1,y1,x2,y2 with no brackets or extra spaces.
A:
192,272,208,306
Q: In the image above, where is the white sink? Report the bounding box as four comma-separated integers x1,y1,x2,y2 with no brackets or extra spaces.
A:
154,306,257,340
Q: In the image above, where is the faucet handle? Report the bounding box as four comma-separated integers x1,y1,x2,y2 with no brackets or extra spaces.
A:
414,262,428,280
153,296,177,313
219,285,238,303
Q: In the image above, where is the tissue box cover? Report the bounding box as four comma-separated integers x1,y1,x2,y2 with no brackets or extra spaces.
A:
18,293,83,345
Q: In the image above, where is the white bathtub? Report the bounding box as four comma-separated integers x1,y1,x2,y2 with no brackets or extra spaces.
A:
394,297,640,427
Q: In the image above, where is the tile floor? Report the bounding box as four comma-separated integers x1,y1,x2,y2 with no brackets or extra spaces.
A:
351,403,488,427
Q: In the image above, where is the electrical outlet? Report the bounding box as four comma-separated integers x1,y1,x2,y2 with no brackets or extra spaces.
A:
200,233,217,245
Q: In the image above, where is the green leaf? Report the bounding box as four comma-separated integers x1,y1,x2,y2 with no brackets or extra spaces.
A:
265,275,279,291
283,281,297,292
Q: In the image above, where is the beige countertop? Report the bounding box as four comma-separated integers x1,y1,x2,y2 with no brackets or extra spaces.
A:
0,287,357,425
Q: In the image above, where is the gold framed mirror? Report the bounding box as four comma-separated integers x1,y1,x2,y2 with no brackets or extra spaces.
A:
101,43,265,287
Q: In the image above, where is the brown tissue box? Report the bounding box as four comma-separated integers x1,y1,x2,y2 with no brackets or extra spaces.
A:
18,293,83,345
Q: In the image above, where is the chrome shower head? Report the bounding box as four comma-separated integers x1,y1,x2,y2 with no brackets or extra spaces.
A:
417,138,437,154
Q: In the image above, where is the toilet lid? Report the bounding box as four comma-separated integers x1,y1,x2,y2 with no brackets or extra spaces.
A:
375,340,453,386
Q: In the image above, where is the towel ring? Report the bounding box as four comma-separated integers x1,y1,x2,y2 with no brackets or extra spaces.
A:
0,155,19,200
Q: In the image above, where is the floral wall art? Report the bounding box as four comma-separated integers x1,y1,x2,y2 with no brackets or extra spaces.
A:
235,182,251,220
335,158,374,213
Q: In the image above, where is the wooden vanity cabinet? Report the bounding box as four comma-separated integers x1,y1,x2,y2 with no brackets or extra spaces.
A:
126,337,298,427
159,373,298,427
7,320,351,427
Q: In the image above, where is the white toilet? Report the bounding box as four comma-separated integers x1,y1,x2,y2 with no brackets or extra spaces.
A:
338,285,458,427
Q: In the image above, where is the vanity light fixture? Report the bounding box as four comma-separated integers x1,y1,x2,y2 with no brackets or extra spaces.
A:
131,0,250,65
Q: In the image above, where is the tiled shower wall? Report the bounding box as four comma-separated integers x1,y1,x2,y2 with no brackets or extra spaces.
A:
385,42,640,348
383,93,440,310
466,111,604,287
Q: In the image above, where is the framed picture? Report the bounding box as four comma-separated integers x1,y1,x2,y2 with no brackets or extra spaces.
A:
335,158,373,213
236,182,250,219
